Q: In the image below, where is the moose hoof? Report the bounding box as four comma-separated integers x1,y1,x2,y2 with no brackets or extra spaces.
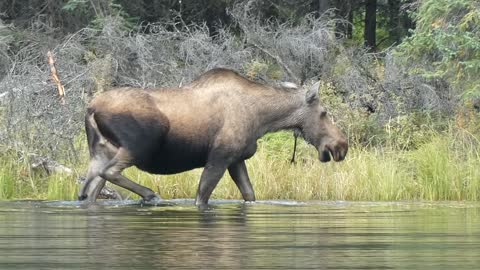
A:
141,194,162,206
78,194,88,201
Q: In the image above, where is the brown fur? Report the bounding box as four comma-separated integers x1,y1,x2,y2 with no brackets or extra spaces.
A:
79,68,348,206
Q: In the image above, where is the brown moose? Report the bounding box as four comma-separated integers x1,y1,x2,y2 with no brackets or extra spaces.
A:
79,68,348,206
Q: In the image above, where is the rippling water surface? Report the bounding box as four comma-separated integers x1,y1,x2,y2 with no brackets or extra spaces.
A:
0,200,479,270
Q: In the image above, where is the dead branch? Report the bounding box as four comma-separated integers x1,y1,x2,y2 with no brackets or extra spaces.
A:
47,50,65,103
250,42,300,83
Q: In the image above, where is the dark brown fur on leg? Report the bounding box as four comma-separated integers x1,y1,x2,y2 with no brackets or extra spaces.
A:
99,148,158,201
228,161,255,202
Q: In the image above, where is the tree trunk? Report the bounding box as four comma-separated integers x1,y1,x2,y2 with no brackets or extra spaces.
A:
310,0,330,17
388,0,400,44
319,0,330,14
401,1,416,37
347,9,353,39
364,0,377,51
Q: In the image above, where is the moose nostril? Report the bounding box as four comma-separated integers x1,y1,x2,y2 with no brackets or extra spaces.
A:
341,145,348,159
340,140,348,151
333,140,348,161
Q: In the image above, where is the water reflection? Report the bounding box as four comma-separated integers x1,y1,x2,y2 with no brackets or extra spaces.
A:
0,201,479,270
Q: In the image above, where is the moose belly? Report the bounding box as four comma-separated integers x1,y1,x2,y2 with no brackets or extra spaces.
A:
136,141,209,175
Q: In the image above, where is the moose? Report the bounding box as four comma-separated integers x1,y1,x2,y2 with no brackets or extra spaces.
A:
79,68,348,206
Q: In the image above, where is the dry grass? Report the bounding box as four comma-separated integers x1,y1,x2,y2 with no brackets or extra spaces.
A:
1,129,479,202
103,130,480,202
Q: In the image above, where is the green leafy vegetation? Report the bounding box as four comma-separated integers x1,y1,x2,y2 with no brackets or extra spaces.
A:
1,129,479,201
396,0,480,98
0,0,479,201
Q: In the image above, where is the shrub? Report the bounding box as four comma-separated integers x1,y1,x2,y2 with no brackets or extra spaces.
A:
396,0,480,99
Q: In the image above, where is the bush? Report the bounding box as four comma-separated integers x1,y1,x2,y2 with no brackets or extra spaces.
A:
0,6,346,159
2,3,463,160
396,0,480,99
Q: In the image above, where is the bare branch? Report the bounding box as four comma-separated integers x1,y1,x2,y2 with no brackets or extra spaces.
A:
47,50,65,103
250,42,299,83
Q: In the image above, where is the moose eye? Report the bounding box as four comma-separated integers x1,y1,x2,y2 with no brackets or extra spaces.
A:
320,110,327,118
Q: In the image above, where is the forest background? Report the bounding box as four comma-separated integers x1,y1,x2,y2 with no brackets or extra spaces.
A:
0,0,479,201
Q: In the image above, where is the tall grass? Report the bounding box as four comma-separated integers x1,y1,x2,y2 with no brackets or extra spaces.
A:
0,156,33,200
409,131,480,200
0,129,479,201
0,164,15,200
45,174,78,201
0,154,79,200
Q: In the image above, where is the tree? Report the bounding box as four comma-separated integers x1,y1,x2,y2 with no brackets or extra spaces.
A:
386,0,401,44
334,0,353,38
396,0,480,98
311,0,331,16
364,0,377,50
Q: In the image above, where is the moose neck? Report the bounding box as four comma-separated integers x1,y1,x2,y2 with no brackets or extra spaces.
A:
253,90,305,137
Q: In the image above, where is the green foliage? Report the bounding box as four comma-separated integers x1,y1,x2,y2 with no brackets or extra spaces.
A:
62,0,89,13
62,0,138,31
318,79,447,150
396,0,480,98
456,100,480,135
1,126,479,201
244,59,284,81
0,166,14,200
0,152,79,200
317,80,384,147
0,154,33,200
1,0,479,203
92,5,138,31
384,112,447,150
409,130,480,200
46,174,78,201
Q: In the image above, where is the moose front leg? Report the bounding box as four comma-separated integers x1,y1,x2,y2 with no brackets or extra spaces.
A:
195,163,228,206
228,161,255,202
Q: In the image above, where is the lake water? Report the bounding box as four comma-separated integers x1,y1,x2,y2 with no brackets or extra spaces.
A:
0,200,479,270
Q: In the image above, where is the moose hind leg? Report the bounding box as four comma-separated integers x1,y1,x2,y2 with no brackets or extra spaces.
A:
228,161,255,202
100,148,160,202
79,175,106,202
79,157,109,201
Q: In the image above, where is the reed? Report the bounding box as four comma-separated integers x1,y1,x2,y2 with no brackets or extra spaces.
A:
0,157,32,199
113,129,480,202
46,174,78,201
0,129,479,201
0,163,15,200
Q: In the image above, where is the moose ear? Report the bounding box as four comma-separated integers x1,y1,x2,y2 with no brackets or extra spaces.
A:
305,82,320,104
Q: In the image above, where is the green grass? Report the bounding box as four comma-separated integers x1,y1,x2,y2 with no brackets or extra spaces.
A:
0,166,15,200
1,129,479,201
46,173,79,201
0,153,79,200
